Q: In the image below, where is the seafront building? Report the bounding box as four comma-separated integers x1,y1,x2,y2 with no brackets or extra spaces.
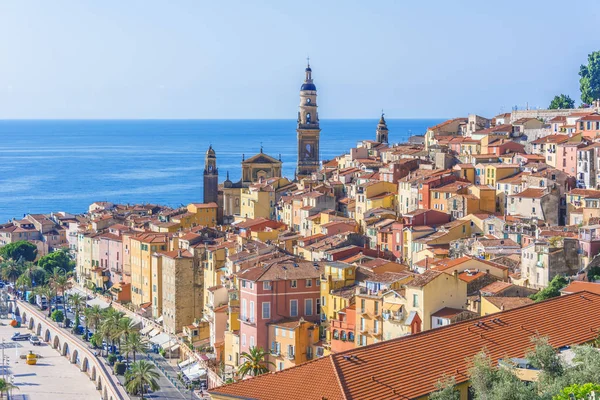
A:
4,64,600,398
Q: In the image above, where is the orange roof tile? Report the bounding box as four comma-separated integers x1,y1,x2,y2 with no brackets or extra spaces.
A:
210,292,600,400
561,281,600,295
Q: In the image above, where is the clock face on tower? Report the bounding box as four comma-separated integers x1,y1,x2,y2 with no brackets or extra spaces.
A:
306,98,311,104
208,165,213,172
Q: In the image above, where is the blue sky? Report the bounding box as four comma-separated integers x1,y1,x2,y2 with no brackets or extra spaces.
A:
0,0,598,119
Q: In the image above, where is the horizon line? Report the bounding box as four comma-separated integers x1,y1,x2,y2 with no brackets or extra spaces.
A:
0,117,448,121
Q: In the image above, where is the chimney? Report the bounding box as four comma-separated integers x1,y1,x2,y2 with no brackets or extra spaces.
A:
177,249,182,258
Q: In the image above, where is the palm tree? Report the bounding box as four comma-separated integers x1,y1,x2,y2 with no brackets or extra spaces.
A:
0,377,18,398
0,260,22,285
85,305,103,333
124,360,160,400
114,317,137,354
22,262,45,288
34,286,54,317
14,275,31,299
68,293,85,333
123,333,148,363
49,267,70,308
237,347,274,378
99,320,115,357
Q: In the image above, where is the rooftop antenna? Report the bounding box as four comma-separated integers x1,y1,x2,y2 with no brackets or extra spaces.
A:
307,56,310,67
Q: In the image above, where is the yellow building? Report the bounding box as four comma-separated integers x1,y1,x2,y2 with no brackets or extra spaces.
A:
320,261,357,323
240,187,275,220
186,203,218,227
401,269,468,332
354,272,413,347
477,163,520,186
355,181,397,228
268,319,320,371
130,232,170,307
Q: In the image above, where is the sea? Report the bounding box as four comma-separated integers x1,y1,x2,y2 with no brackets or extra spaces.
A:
0,119,443,222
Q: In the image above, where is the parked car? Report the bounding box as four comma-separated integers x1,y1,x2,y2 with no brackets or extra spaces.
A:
11,332,31,341
29,335,41,346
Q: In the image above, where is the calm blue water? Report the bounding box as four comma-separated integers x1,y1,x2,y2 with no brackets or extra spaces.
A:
0,119,442,222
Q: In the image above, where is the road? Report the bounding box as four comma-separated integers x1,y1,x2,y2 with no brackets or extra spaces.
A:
0,318,99,400
61,292,196,399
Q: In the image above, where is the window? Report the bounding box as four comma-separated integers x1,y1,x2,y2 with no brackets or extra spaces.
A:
321,296,326,306
349,332,355,342
262,302,271,319
305,279,312,287
281,329,286,338
241,299,247,320
316,298,321,314
278,362,284,371
374,320,379,334
413,294,419,307
305,299,313,316
249,301,255,322
316,279,320,286
288,345,295,358
360,318,365,331
290,300,298,317
374,302,379,315
291,280,297,288
263,281,272,290
241,280,246,288
250,336,255,348
242,334,246,346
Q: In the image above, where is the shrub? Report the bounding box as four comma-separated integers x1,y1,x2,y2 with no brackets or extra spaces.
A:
107,353,117,365
114,361,126,375
51,310,64,323
27,293,36,304
159,348,166,358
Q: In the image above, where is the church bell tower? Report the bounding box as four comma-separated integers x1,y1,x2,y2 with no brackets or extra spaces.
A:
203,145,218,204
376,112,389,144
296,60,321,179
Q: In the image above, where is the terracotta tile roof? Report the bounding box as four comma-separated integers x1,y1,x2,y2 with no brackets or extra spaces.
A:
210,292,600,400
484,296,534,310
568,189,600,198
561,281,600,295
509,188,546,199
430,256,509,272
480,281,513,295
430,307,467,319
406,269,442,287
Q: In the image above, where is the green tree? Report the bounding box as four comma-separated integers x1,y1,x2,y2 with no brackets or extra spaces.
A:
49,267,70,309
37,250,74,275
237,347,274,378
579,51,600,105
123,332,149,363
553,383,600,400
68,293,85,334
0,377,19,398
124,360,161,400
527,336,563,374
15,275,32,297
587,265,600,282
22,263,46,287
34,285,54,317
467,350,537,400
84,305,103,333
51,309,64,323
429,375,460,400
0,241,37,262
530,275,568,302
549,94,575,109
0,260,22,284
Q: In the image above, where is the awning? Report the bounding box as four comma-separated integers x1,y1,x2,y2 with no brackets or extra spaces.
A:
150,333,170,345
86,297,110,309
155,315,164,324
147,328,160,338
140,325,154,335
182,363,206,381
383,303,401,312
178,358,195,370
160,339,178,350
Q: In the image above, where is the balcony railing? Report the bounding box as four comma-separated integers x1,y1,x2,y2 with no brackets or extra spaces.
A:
239,316,256,326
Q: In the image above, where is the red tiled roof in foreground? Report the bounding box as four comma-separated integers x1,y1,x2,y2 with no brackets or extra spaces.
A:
210,292,600,400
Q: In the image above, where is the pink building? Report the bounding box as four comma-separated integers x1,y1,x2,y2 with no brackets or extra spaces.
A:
236,258,322,357
557,141,584,177
99,232,123,286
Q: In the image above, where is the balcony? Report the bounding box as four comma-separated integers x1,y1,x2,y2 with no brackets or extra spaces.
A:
239,316,256,326
356,287,382,298
286,352,295,360
368,329,382,337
